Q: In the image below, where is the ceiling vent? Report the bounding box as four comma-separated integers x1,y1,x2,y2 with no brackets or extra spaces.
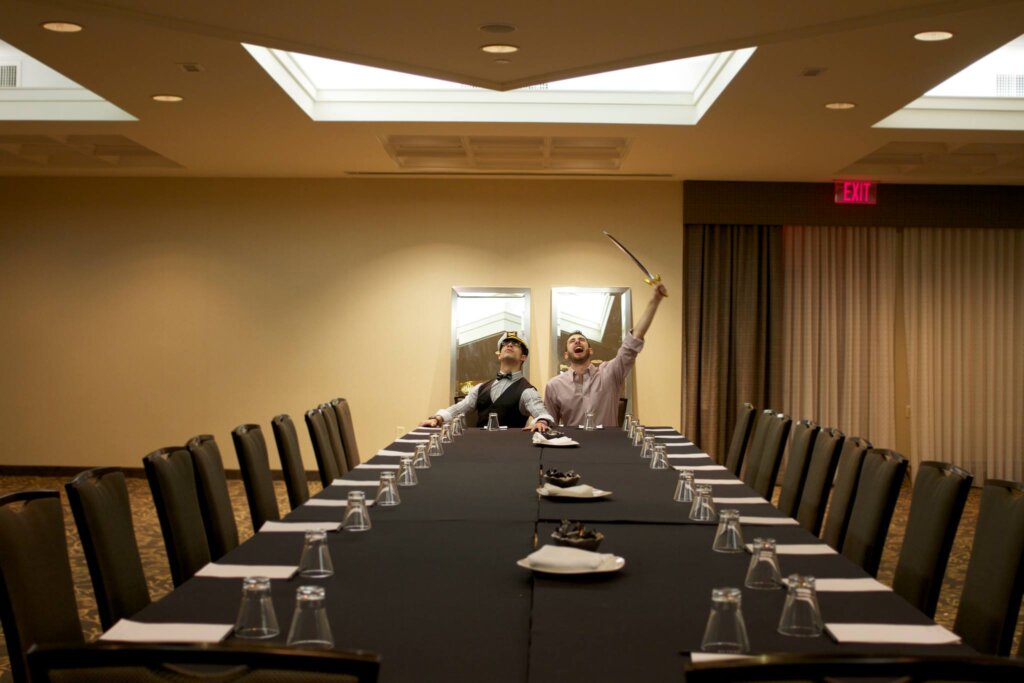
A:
380,135,632,171
995,74,1024,97
0,63,20,88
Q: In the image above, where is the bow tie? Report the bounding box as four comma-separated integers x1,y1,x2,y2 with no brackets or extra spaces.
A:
496,372,514,381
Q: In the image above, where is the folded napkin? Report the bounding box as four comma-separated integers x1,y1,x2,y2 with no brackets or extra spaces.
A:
259,521,341,533
194,563,298,579
525,544,612,570
694,478,744,485
304,498,375,507
330,479,380,487
395,438,428,443
375,449,413,457
100,619,233,644
673,464,728,471
739,516,799,525
804,578,892,592
825,623,961,645
538,483,607,498
531,432,579,447
744,543,837,556
355,463,400,470
713,496,768,504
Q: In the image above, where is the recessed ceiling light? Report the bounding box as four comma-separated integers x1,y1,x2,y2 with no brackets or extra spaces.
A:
914,30,954,42
41,21,83,33
480,24,516,34
825,101,856,110
481,44,518,54
151,94,184,102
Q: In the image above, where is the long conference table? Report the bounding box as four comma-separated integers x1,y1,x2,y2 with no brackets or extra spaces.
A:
131,426,972,681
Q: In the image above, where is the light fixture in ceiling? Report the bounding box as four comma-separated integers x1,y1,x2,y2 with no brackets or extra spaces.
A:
151,94,184,102
480,24,516,34
914,31,953,42
481,44,518,54
825,101,856,110
40,21,83,33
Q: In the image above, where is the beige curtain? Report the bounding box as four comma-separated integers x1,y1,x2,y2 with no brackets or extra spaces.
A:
903,227,1024,482
780,226,897,449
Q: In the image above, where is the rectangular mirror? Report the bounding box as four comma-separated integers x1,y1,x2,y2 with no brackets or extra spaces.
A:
550,287,633,409
451,287,531,402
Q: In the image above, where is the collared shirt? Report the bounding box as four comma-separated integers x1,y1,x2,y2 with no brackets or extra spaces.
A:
436,370,553,426
544,332,644,428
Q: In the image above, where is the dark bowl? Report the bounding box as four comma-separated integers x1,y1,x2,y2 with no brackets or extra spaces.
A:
551,529,604,552
543,473,581,488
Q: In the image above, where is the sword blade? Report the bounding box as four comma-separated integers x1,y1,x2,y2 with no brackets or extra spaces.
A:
603,230,657,281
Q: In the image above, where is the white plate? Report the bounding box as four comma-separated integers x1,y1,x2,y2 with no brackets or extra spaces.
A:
516,555,625,575
536,487,612,499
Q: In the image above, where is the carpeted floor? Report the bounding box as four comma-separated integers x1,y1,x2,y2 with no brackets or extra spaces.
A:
0,475,1020,676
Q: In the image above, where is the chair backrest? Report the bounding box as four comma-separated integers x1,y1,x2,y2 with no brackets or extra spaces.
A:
0,490,84,683
185,434,239,560
953,478,1024,655
891,461,972,618
794,427,844,535
231,423,281,531
272,414,310,509
306,407,341,487
27,642,381,683
740,409,775,488
820,436,871,549
723,402,756,475
776,419,820,516
330,398,361,471
320,403,350,477
64,468,151,631
751,412,793,500
142,447,211,587
840,448,909,576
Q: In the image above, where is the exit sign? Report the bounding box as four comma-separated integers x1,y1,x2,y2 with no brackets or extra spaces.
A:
834,180,876,204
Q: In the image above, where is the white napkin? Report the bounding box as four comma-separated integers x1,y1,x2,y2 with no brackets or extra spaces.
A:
664,442,698,448
409,431,433,435
673,465,728,471
575,424,604,429
694,478,743,485
537,483,607,498
194,563,298,580
259,521,341,533
667,454,711,460
355,463,400,470
532,432,579,447
375,449,412,456
689,653,755,663
825,623,961,645
394,438,428,443
305,498,375,507
418,427,441,431
745,543,837,556
655,435,687,440
739,516,799,525
805,578,892,592
100,619,233,643
713,497,768,504
330,479,380,487
526,544,611,570
643,428,678,433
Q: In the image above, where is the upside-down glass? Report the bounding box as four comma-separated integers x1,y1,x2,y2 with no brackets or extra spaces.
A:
688,483,717,522
640,435,655,459
649,444,669,470
623,414,632,432
428,433,444,457
412,443,431,469
583,411,596,431
341,490,372,532
440,423,453,444
298,530,334,577
628,419,638,441
233,576,279,639
451,415,464,437
397,456,418,486
700,587,750,654
487,412,500,431
632,425,645,447
375,471,401,506
745,537,783,590
286,585,334,649
778,575,824,637
712,509,745,553
673,470,695,503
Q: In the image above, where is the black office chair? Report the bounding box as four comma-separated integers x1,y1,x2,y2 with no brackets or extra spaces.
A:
27,642,381,683
272,413,311,509
320,403,350,477
186,434,240,560
723,402,756,475
891,461,972,618
794,427,844,535
750,412,792,500
953,478,1024,655
65,468,151,631
142,446,211,587
0,490,84,683
231,423,282,532
740,409,775,488
306,407,342,487
776,418,820,516
684,653,1024,682
330,397,362,471
820,436,871,550
840,448,909,576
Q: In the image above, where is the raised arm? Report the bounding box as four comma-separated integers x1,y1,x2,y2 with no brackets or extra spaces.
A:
631,283,668,340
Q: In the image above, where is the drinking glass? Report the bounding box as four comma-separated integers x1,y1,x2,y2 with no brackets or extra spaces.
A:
673,470,695,503
341,490,372,532
286,585,334,649
440,423,453,444
688,483,717,522
396,456,418,486
451,415,464,437
298,530,334,577
632,425,645,447
745,537,783,590
700,587,750,654
487,412,500,431
412,443,431,469
375,471,401,507
428,433,444,457
712,509,744,553
777,575,824,637
649,444,669,470
628,420,637,441
583,411,596,431
640,435,655,459
623,414,632,432
233,576,279,639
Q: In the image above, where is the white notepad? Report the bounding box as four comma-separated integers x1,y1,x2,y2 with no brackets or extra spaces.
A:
694,478,744,485
101,619,233,643
808,578,892,592
739,516,799,525
304,498,375,507
673,465,728,471
194,563,298,580
331,479,380,487
825,623,961,645
259,521,341,533
713,497,768,504
355,463,400,470
744,543,837,556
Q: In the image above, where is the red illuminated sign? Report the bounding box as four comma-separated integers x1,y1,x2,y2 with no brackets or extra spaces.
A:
834,180,877,205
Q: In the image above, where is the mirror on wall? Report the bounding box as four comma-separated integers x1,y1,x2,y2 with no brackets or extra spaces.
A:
451,287,531,401
550,287,633,406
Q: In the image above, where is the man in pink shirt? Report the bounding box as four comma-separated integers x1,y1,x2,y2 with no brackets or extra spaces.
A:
544,283,668,427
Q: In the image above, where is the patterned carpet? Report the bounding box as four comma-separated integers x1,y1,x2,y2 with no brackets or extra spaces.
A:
0,475,1020,676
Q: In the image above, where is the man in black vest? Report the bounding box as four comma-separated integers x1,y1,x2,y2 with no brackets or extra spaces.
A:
420,332,553,432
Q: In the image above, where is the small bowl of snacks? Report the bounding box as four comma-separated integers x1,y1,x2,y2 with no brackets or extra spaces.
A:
543,468,581,488
551,519,604,551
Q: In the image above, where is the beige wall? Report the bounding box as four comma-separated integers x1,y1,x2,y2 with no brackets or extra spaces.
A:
0,178,683,469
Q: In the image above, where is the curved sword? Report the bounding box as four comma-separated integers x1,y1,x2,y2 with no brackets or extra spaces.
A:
602,230,663,290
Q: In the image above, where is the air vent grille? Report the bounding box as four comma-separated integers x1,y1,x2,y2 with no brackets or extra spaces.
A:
0,63,20,88
995,74,1024,97
380,135,632,171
